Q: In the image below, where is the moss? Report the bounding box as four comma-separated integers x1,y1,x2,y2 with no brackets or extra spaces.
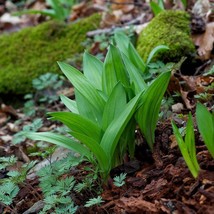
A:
0,14,101,95
137,10,196,63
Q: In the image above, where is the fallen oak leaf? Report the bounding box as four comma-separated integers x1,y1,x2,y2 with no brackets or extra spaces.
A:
192,22,214,60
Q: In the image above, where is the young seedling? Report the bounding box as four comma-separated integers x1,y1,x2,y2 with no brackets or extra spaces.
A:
172,113,200,178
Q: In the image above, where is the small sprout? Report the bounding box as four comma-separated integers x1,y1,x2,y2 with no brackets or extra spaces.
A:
172,113,200,178
113,173,127,187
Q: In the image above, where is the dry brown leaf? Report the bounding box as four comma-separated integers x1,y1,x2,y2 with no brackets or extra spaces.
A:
116,196,159,213
111,0,134,13
192,22,214,60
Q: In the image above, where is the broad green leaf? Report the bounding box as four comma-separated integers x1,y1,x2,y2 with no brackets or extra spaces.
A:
114,31,129,57
185,113,200,171
71,132,109,176
102,45,129,95
121,53,147,94
150,1,164,16
102,82,127,130
100,92,142,163
102,46,118,96
58,62,105,118
196,103,214,158
114,32,146,72
75,89,102,124
136,71,171,150
24,132,91,158
172,122,199,178
83,52,103,90
119,118,136,160
146,45,169,64
128,42,146,72
60,95,78,114
48,112,102,143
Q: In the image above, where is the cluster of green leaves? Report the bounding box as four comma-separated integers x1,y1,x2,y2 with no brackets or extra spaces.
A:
13,118,43,144
0,155,104,213
0,157,37,208
83,28,136,61
37,156,80,213
24,32,171,181
24,73,64,116
15,0,76,21
172,103,214,178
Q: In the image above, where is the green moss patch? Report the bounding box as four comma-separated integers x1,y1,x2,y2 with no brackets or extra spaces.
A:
137,10,196,63
0,14,100,95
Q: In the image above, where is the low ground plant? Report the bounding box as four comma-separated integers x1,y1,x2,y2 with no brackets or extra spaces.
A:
23,33,171,180
172,113,200,178
21,32,171,181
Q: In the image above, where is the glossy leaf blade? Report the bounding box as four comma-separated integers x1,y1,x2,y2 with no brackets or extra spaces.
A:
58,62,105,117
121,53,147,94
48,112,102,143
196,103,214,158
83,51,103,90
71,132,109,175
60,95,78,114
102,82,127,131
136,71,171,150
146,45,169,64
185,113,200,171
24,132,91,158
75,89,102,124
172,122,199,178
100,92,142,162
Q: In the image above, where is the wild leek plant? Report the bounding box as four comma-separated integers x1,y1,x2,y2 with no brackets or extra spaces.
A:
172,113,200,178
22,33,171,181
196,103,214,158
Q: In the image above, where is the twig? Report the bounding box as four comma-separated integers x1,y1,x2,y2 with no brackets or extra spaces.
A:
105,0,143,7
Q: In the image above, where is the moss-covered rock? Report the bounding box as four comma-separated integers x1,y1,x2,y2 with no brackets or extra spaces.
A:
137,10,196,63
0,14,100,95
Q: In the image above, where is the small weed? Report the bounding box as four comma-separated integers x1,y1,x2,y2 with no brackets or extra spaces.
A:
113,173,127,187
